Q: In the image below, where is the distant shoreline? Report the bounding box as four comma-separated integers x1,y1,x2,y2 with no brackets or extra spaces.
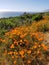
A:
0,11,49,18
0,12,24,18
0,11,39,18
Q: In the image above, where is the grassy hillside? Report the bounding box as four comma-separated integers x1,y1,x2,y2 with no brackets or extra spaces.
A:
0,12,49,65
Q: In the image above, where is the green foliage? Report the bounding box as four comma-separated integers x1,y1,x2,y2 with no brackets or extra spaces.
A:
0,12,49,36
32,14,43,21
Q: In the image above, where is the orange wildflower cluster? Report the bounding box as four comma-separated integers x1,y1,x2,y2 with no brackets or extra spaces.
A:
0,25,49,65
0,38,6,43
41,43,48,51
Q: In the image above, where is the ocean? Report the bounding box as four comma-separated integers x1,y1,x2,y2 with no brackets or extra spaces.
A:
0,12,24,18
0,12,36,18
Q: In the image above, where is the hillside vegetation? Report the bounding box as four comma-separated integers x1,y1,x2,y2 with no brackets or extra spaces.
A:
0,12,49,65
0,13,44,36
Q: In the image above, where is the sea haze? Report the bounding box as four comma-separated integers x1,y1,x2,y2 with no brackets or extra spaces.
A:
0,12,24,18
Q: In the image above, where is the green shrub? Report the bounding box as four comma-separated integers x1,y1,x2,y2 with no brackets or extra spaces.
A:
33,14,43,21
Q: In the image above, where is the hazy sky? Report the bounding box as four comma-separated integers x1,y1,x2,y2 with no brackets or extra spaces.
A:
0,0,49,12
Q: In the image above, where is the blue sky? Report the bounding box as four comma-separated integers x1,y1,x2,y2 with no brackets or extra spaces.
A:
0,0,49,12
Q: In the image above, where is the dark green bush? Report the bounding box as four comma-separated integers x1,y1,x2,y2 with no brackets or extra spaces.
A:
33,14,43,21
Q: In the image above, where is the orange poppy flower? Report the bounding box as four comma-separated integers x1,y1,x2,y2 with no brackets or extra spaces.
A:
27,60,31,64
27,50,31,54
10,44,14,48
20,39,23,42
33,45,37,49
13,61,16,64
8,51,13,55
41,44,45,47
19,50,25,56
11,56,14,59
